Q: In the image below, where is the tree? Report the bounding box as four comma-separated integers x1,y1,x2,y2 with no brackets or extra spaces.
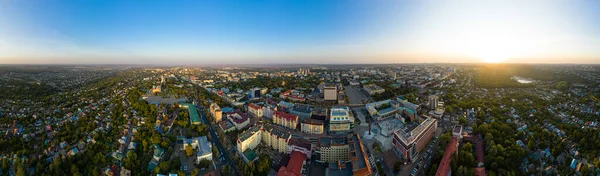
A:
555,81,568,91
191,168,200,176
394,161,403,172
527,140,535,150
186,145,194,157
459,116,467,125
71,165,82,176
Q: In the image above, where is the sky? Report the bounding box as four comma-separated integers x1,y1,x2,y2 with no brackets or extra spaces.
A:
1,0,599,65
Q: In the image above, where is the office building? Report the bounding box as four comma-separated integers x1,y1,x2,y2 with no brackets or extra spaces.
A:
392,118,438,162
329,106,354,132
324,84,338,101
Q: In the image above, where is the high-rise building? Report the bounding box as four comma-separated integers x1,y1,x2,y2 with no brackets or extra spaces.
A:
324,84,338,101
429,95,439,110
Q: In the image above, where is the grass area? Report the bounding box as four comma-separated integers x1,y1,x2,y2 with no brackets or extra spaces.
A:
474,64,554,88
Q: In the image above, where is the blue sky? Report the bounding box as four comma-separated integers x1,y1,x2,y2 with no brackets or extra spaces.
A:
1,0,599,64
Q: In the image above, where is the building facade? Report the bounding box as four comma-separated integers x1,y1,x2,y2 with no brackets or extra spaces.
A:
274,111,299,130
329,106,354,132
392,118,438,162
210,103,223,122
324,84,338,101
248,103,263,117
300,119,324,134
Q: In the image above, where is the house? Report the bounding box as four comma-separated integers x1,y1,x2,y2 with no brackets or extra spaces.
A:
153,145,165,161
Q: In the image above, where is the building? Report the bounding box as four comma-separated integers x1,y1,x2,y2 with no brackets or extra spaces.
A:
429,95,439,110
274,111,299,130
289,104,314,119
300,119,324,134
237,124,292,162
250,87,262,98
227,110,250,130
329,106,354,132
277,151,307,176
363,84,385,95
181,136,213,164
317,134,372,176
210,103,223,123
324,84,338,101
392,118,438,162
237,125,262,153
435,137,459,176
261,125,292,153
365,100,400,120
218,120,235,133
317,136,350,163
151,85,162,94
248,103,263,117
180,103,202,125
287,138,312,157
262,104,276,119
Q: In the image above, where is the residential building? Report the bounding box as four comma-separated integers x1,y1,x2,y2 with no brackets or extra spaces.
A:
210,103,223,123
237,124,292,160
289,104,314,119
393,118,438,162
262,104,276,119
329,106,354,132
300,119,324,134
237,125,262,153
324,84,338,101
227,110,250,130
261,125,292,153
248,103,263,117
274,111,299,130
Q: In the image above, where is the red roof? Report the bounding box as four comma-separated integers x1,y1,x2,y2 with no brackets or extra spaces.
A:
277,151,306,176
248,103,261,110
474,167,486,176
275,111,298,121
227,110,249,124
436,137,459,176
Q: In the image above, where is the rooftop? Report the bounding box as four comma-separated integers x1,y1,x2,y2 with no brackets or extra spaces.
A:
238,125,261,142
277,151,307,176
331,106,350,117
319,136,348,148
292,104,314,113
181,103,201,124
394,118,437,145
248,103,261,110
275,111,298,121
350,134,371,176
436,137,459,176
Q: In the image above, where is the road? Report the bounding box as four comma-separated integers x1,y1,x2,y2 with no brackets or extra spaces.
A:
196,104,241,176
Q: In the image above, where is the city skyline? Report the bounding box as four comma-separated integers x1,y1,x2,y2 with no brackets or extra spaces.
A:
1,0,600,64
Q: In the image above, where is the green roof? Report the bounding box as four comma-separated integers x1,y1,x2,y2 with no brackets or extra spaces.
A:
243,150,258,161
181,103,202,124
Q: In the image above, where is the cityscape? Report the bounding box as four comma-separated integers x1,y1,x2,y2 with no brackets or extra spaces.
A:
1,1,600,176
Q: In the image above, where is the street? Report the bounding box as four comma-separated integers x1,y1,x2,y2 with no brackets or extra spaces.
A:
196,103,240,176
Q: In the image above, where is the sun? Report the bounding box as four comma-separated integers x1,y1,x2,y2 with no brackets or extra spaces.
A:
481,55,507,63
